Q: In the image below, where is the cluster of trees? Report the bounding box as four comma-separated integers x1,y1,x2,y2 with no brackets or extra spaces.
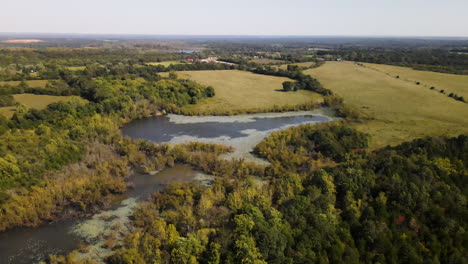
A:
318,48,468,75
0,47,222,82
95,124,467,264
0,57,218,231
255,123,369,168
0,95,15,107
448,92,466,103
250,65,332,96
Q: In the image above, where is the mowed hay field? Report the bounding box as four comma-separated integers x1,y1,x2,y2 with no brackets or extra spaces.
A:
67,66,86,71
0,94,87,119
249,58,286,65
0,80,49,88
305,61,468,149
361,63,468,98
177,70,322,113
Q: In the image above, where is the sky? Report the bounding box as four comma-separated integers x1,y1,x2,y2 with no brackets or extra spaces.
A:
1,0,467,37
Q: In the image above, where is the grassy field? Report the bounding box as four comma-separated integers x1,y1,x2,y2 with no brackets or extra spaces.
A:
176,70,322,114
67,66,86,71
146,61,185,66
0,80,49,88
249,58,286,65
305,61,468,149
0,94,87,119
0,106,16,119
361,63,468,98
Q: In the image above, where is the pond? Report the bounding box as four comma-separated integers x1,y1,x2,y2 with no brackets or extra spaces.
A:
122,109,334,163
0,109,334,263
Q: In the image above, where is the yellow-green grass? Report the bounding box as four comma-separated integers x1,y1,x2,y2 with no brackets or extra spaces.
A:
0,94,87,119
177,70,322,114
146,61,185,66
0,80,49,88
249,58,286,65
361,63,468,99
305,61,468,149
0,106,16,119
67,66,86,71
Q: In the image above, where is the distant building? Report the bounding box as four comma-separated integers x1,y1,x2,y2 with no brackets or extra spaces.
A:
193,57,236,66
179,50,199,54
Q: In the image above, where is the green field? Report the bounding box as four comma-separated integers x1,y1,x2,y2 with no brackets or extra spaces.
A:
0,80,49,88
176,70,322,114
0,106,16,119
362,63,468,98
67,66,86,71
306,61,468,149
0,94,87,119
146,61,185,66
249,58,286,65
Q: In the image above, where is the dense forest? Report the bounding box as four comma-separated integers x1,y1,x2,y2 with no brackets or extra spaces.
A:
0,58,217,231
102,124,467,264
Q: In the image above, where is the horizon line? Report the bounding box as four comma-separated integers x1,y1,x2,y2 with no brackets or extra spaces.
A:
1,32,468,39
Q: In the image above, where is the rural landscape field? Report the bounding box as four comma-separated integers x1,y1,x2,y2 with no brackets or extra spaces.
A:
176,70,322,114
306,61,468,148
0,1,467,264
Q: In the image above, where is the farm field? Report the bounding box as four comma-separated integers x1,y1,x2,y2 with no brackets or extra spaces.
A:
146,60,185,66
0,94,87,119
0,80,49,88
306,61,468,149
361,62,468,98
67,66,86,71
0,106,16,119
249,58,285,65
176,70,322,114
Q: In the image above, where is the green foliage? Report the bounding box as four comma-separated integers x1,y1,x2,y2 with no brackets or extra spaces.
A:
282,81,296,92
109,125,468,264
255,123,369,171
0,95,15,107
318,48,468,75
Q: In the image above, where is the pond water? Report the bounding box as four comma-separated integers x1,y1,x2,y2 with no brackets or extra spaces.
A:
122,109,333,162
0,165,209,264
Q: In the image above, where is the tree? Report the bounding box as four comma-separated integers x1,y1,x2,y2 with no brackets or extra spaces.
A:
169,71,178,80
282,81,295,92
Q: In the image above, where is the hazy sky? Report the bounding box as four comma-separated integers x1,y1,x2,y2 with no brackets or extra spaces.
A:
2,0,467,36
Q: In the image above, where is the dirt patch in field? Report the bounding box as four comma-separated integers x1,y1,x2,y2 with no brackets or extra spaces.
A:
2,39,43,43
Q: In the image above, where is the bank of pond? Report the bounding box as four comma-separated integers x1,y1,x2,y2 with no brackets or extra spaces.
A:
0,110,333,263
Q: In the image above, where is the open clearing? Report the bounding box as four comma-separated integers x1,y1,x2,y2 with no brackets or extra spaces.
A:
67,66,86,71
361,63,468,99
249,58,286,65
176,70,322,113
306,61,468,149
0,80,49,88
146,61,185,66
0,94,87,119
